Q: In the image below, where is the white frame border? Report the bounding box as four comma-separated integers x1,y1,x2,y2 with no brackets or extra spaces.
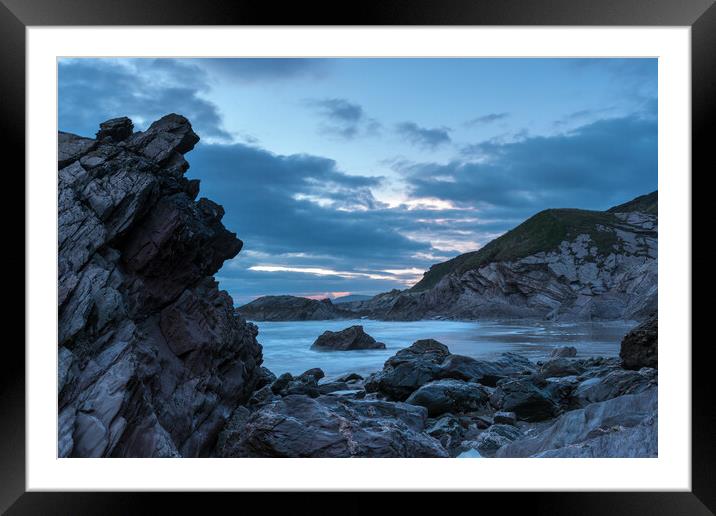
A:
27,26,691,491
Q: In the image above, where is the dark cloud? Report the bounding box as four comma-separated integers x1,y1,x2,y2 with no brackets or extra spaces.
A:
185,141,521,300
188,142,424,260
396,122,451,149
306,98,381,139
185,142,457,299
58,59,231,140
465,112,510,127
402,114,657,216
198,58,330,82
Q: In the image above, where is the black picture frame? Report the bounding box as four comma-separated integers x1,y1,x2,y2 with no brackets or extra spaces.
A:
3,0,712,512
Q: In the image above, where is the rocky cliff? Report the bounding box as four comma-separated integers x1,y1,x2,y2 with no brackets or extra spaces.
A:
344,193,658,322
58,115,265,457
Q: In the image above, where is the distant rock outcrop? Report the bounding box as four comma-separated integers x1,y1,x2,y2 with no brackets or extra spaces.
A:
311,325,386,351
341,193,658,322
236,295,349,321
58,115,264,458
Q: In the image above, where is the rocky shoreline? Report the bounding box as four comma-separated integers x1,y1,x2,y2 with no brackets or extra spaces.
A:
215,320,657,458
58,115,658,458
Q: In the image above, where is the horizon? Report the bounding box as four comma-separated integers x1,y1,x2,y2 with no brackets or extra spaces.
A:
58,57,658,304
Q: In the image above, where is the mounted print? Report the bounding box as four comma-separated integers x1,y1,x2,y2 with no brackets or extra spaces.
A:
57,57,659,459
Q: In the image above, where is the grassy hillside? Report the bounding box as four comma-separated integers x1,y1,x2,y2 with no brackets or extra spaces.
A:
410,192,657,292
607,191,657,215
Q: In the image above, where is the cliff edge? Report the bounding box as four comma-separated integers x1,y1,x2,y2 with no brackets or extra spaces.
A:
58,115,264,457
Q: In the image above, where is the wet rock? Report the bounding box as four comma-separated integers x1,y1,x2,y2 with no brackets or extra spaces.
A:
248,385,277,406
549,346,577,358
270,371,321,398
497,387,657,458
426,414,463,449
463,424,523,457
335,372,363,383
298,368,325,381
219,395,448,458
317,381,351,394
406,379,491,417
437,352,535,386
254,367,277,390
539,357,585,378
533,415,657,457
493,411,517,425
571,368,657,408
311,325,386,351
620,313,657,369
490,376,559,422
214,406,251,456
365,339,450,401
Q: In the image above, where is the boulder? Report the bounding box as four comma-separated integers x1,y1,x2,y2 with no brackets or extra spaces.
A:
426,414,463,449
497,387,657,458
620,314,658,369
549,346,577,358
437,352,535,386
539,357,585,378
571,368,657,408
334,372,363,383
311,325,386,351
365,339,450,400
490,376,559,422
406,379,491,417
270,370,324,398
532,416,657,458
463,424,522,457
218,395,448,458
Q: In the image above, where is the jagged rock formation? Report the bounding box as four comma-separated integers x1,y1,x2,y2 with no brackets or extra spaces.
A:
344,192,658,322
58,115,263,457
311,325,386,351
236,295,350,321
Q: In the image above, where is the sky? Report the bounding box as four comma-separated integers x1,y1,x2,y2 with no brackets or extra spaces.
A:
58,58,657,304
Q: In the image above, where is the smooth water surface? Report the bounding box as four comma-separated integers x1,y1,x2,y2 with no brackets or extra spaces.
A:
253,319,637,379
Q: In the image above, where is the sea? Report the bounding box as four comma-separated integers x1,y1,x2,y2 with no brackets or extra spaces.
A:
252,319,637,380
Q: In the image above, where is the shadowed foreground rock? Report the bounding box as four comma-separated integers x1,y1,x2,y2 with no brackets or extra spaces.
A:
216,395,448,457
58,115,263,457
311,325,386,351
496,387,657,458
620,313,658,369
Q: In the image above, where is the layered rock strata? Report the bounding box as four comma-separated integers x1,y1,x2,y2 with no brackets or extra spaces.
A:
58,115,263,457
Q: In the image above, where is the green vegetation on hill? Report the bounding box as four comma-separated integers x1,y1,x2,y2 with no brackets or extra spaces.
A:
410,191,658,292
607,191,657,215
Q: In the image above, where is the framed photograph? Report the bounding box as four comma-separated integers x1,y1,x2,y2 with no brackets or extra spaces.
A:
5,0,712,512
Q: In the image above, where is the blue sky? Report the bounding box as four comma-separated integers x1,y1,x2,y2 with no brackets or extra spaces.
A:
58,58,657,304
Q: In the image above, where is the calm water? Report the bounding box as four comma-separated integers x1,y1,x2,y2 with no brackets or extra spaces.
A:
253,319,637,379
